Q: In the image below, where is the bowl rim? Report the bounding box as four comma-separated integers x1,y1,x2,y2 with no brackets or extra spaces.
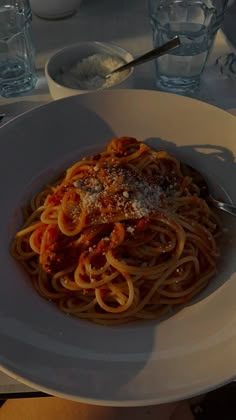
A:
45,40,134,93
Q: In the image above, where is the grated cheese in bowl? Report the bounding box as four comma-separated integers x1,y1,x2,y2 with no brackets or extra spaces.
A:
55,53,130,90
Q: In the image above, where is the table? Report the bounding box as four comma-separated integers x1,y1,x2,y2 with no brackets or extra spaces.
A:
0,0,236,399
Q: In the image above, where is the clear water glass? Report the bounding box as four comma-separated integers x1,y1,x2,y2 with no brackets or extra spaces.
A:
148,0,228,94
0,0,37,97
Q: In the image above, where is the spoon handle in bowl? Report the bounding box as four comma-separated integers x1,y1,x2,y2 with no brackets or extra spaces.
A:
105,36,181,79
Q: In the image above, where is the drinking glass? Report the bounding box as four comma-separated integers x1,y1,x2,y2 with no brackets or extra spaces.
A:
148,0,229,94
0,0,37,97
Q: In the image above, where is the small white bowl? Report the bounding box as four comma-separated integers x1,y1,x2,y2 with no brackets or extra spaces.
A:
45,42,134,100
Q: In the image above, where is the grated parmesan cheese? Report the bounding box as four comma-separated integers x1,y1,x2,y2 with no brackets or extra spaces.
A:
55,53,129,90
71,163,170,225
127,226,135,234
123,191,129,198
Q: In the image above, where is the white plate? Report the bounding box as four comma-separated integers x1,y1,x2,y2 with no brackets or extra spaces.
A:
1,89,236,406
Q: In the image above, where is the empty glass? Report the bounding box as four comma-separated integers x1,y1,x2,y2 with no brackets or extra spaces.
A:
0,0,37,97
148,0,229,94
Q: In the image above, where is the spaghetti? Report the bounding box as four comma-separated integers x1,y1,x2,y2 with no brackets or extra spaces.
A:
11,137,221,324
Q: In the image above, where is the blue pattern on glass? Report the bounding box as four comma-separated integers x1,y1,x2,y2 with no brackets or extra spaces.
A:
216,52,236,79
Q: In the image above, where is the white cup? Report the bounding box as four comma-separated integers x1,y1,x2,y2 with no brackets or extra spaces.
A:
29,0,82,19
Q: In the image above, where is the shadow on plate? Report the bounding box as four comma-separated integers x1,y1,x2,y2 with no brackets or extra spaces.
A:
1,105,157,405
145,136,236,310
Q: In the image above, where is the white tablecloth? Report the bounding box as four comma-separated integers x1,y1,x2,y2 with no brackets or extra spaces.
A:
1,0,236,395
0,0,236,118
